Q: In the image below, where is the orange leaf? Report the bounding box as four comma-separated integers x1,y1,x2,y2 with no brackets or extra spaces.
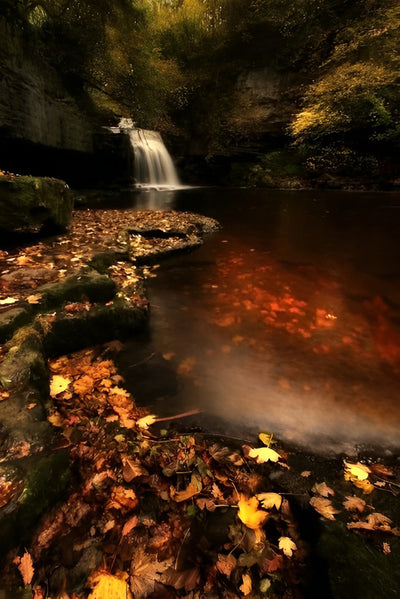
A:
237,494,268,530
239,573,252,595
122,515,138,536
16,551,34,586
170,482,200,502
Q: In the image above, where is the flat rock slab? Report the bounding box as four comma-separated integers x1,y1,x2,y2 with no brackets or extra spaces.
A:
0,175,73,232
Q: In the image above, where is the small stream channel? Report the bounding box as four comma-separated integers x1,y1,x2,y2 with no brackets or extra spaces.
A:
111,186,400,455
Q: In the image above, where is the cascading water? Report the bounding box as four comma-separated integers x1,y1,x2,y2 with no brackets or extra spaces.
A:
128,128,181,189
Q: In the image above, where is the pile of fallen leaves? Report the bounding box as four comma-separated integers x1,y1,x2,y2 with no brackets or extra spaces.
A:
1,344,308,598
1,342,400,597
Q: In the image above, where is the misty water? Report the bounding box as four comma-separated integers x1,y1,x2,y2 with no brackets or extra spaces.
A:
116,187,400,454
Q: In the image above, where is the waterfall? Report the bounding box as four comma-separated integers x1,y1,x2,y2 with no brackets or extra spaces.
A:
128,128,180,189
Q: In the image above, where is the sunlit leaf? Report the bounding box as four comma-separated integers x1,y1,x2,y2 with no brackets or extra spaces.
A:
237,494,268,530
27,293,42,304
0,297,18,305
278,536,297,557
259,432,274,447
343,461,371,481
239,573,252,595
88,569,132,599
248,447,280,463
256,492,282,510
50,375,71,397
137,414,157,429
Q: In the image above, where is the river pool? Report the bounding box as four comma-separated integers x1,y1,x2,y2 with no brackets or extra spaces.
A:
113,187,400,454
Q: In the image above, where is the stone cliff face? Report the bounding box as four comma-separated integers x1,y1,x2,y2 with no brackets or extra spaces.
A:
0,18,93,153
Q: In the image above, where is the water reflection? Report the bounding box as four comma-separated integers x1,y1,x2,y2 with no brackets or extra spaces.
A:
118,188,400,453
132,188,177,210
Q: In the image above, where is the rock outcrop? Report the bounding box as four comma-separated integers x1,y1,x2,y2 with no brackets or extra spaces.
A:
0,18,93,154
0,175,73,232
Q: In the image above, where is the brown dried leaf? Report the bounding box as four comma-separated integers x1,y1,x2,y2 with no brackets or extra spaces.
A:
122,515,138,536
121,456,148,482
0,478,22,508
310,497,340,520
107,486,138,512
369,464,394,479
216,554,237,577
73,375,95,397
161,566,200,592
130,551,173,598
170,481,201,502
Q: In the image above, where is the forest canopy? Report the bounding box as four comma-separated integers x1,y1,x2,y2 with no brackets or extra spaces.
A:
2,0,399,176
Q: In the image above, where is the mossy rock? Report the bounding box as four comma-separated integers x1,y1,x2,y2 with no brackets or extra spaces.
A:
0,175,73,232
41,297,149,356
38,267,117,310
0,306,32,344
0,451,70,557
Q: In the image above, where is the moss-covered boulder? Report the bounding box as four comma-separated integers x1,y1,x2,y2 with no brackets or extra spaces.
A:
0,175,73,232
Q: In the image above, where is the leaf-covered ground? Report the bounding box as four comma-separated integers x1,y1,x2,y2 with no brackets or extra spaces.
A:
1,343,400,598
1,206,400,597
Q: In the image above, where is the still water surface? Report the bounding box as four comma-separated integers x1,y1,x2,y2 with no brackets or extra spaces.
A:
117,187,400,453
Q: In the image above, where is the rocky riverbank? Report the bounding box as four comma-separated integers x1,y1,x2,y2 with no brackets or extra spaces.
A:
0,202,399,598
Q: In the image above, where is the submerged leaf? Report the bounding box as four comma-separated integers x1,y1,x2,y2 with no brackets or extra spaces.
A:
343,496,366,512
310,497,339,520
312,482,335,497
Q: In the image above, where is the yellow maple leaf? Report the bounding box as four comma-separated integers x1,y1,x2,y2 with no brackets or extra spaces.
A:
88,569,132,599
50,375,71,397
136,414,157,429
259,432,274,446
237,494,268,530
343,461,371,481
256,492,282,510
278,536,297,557
248,447,280,463
240,573,252,595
